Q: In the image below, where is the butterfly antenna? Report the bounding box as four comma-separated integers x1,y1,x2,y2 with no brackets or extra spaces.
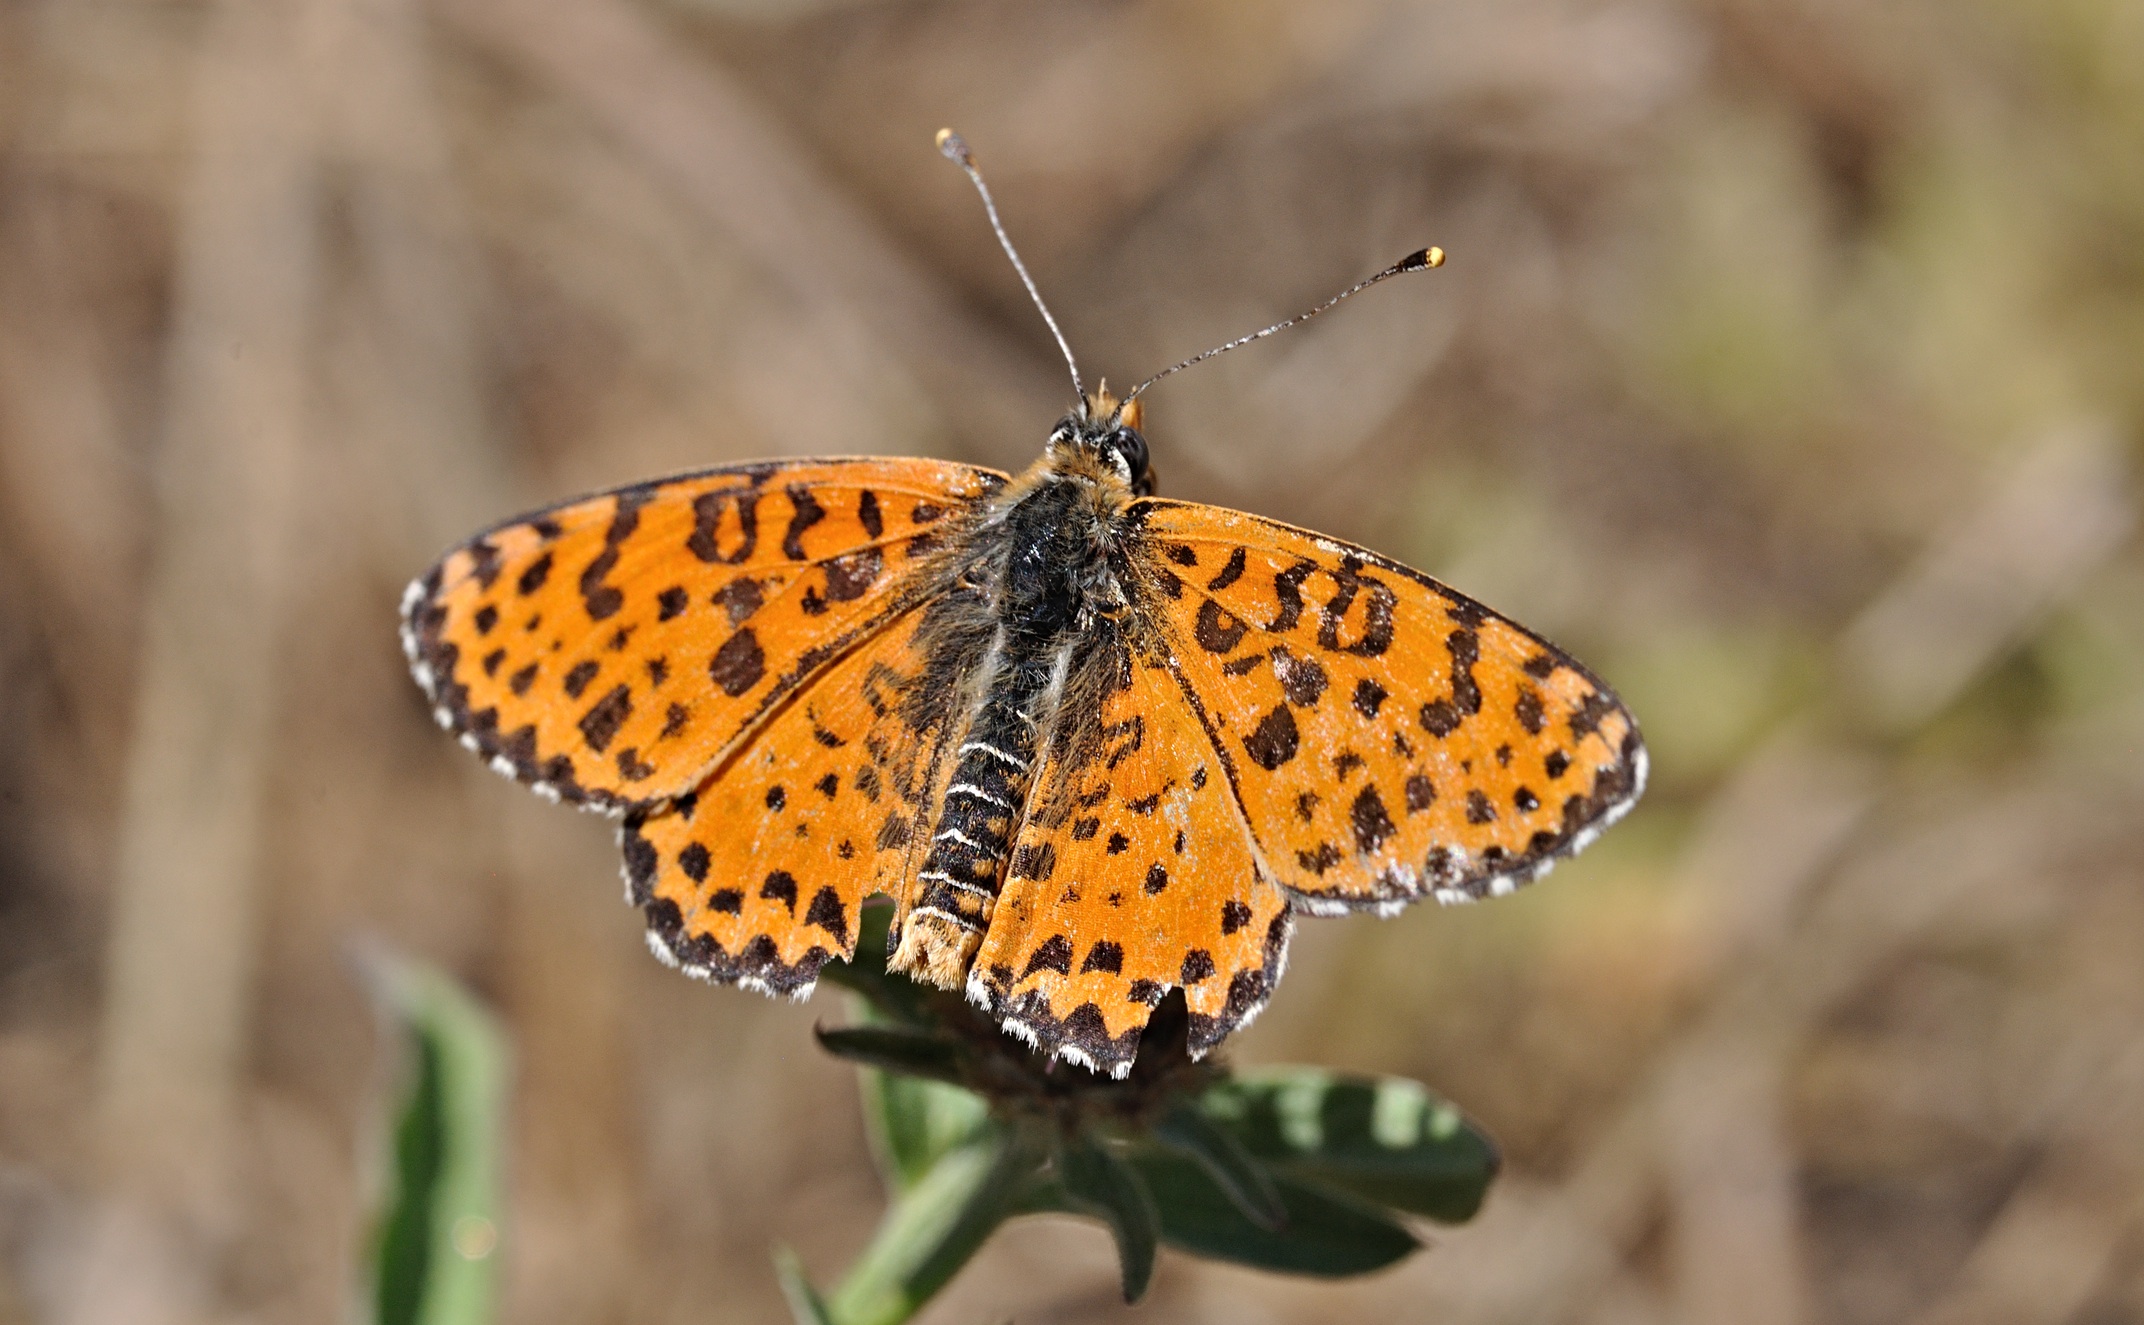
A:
937,129,1085,401
1123,247,1445,404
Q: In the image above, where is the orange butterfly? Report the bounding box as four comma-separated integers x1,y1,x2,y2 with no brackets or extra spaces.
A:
402,133,1644,1076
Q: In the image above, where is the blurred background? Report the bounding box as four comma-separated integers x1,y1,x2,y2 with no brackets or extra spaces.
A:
4,0,2144,1321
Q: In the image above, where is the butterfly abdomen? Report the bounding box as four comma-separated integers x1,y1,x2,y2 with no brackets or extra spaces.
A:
889,472,1121,987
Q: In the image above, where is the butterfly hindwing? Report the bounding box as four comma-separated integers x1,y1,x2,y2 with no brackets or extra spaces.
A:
971,636,1294,1075
624,604,959,996
403,457,1005,812
1131,501,1645,911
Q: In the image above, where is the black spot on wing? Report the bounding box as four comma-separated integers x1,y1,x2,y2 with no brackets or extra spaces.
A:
709,628,765,696
1296,842,1342,875
1405,774,1436,811
1242,705,1300,770
578,552,623,622
1080,941,1123,974
688,487,760,565
1022,935,1073,979
1267,562,1313,632
1515,686,1546,735
516,551,553,595
467,541,502,589
782,485,826,560
819,548,883,604
1570,689,1618,739
760,871,799,912
1315,563,1397,657
578,685,632,753
1419,629,1483,738
1200,600,1252,656
712,578,764,625
804,887,848,944
1271,647,1327,707
1350,785,1396,853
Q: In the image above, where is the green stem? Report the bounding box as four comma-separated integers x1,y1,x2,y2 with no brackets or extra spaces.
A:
804,1125,1045,1325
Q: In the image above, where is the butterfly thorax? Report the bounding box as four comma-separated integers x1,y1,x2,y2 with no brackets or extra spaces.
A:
886,410,1147,989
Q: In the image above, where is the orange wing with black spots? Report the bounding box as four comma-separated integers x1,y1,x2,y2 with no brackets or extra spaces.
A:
971,637,1293,1076
402,458,1004,813
623,604,959,996
1132,501,1645,912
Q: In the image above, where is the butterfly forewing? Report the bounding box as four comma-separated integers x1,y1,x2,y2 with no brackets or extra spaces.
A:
973,638,1293,1075
402,457,1005,812
1131,502,1645,911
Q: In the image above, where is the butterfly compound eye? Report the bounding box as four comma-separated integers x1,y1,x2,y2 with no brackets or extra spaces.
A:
1112,427,1149,488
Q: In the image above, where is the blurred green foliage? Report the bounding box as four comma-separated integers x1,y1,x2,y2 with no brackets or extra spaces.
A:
362,952,509,1325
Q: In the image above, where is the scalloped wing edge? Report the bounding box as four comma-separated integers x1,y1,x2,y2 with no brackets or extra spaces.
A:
962,904,1298,1080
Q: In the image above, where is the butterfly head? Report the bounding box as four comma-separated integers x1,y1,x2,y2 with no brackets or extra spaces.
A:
1051,382,1154,496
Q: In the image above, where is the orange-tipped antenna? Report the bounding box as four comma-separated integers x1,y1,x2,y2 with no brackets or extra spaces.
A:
937,129,1084,401
1123,247,1445,405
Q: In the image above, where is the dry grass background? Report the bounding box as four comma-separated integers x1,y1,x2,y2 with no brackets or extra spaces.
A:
3,0,2144,1321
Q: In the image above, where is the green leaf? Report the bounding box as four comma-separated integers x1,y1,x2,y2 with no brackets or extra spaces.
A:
362,951,509,1325
814,1025,969,1088
1199,1069,1499,1222
856,1056,989,1194
1056,1134,1160,1303
823,1125,1045,1325
1129,1147,1419,1278
774,1247,839,1325
1152,1100,1287,1231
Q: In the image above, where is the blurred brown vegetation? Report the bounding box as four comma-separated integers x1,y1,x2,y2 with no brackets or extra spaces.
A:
4,0,2144,1321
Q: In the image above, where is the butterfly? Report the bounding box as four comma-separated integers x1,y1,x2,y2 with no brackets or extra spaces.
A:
401,132,1644,1077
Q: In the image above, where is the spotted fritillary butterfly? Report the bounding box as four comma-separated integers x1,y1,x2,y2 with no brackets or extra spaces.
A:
402,133,1644,1076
